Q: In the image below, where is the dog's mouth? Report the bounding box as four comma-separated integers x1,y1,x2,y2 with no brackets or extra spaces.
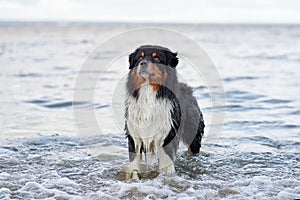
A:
139,70,155,78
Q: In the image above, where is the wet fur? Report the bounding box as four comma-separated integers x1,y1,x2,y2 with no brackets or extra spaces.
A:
125,45,204,179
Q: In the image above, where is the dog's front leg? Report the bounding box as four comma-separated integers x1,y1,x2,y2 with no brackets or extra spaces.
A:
158,146,175,174
126,134,142,180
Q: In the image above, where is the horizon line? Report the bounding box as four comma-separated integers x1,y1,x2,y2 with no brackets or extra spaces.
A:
0,20,299,26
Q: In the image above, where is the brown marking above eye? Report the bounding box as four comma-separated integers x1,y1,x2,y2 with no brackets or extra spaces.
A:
152,52,160,61
138,51,144,61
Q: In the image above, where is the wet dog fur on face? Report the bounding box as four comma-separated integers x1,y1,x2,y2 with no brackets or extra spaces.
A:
125,45,205,180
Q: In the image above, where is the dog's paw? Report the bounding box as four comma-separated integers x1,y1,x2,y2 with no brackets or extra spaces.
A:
160,164,175,174
126,169,142,180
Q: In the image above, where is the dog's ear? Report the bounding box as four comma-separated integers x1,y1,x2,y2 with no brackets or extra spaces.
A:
167,51,178,68
129,51,136,69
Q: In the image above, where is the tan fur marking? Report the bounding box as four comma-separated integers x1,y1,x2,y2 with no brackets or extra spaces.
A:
148,62,163,91
149,83,160,92
184,142,194,156
188,146,194,156
149,140,155,153
131,69,145,89
152,52,157,57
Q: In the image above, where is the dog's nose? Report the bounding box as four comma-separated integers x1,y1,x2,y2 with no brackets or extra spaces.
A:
140,60,148,66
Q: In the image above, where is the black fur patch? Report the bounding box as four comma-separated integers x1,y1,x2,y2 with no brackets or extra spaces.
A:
188,118,205,155
125,124,136,162
156,85,181,147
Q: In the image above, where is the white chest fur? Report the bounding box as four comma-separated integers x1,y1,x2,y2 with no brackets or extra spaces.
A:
126,84,173,155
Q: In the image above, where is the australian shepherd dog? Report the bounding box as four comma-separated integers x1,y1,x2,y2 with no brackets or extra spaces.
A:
125,45,205,179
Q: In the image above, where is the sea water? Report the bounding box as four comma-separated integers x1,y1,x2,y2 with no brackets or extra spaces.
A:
0,23,299,199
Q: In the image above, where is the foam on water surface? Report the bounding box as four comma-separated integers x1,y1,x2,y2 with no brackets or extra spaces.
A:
0,135,299,199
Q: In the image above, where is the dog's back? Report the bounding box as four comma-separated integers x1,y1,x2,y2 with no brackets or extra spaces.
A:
178,83,205,155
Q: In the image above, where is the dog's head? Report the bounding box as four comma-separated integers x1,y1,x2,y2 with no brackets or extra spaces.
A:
128,45,178,90
129,45,178,71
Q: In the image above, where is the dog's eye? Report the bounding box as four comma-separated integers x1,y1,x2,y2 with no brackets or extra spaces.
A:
153,56,160,62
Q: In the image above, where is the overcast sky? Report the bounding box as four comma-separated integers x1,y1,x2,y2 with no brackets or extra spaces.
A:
0,0,300,23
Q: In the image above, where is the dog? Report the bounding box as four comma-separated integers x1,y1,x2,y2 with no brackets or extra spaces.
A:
125,45,205,179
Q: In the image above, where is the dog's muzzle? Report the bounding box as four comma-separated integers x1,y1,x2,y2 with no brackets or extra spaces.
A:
139,59,149,77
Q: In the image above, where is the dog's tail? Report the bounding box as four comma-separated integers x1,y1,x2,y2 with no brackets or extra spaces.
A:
188,118,205,155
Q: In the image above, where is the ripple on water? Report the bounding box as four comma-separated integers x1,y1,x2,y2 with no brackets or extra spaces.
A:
223,76,257,82
226,90,265,102
24,99,109,110
259,98,293,104
290,109,300,115
14,72,43,78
